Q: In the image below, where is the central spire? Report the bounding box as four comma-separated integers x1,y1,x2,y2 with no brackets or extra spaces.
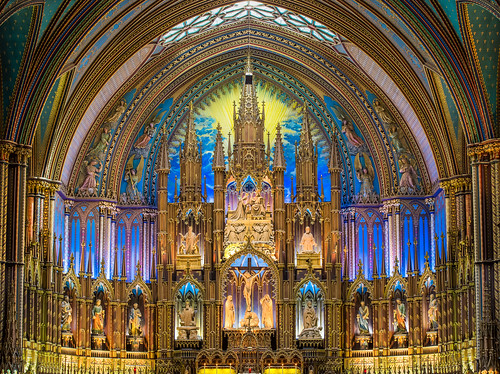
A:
229,52,268,187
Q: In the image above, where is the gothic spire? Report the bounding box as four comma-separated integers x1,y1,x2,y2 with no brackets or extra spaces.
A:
113,247,119,280
381,244,387,277
181,103,200,161
273,123,286,170
150,249,157,280
121,247,127,280
328,137,340,172
406,240,413,273
79,242,86,276
373,244,379,278
212,123,225,170
160,134,170,171
87,242,93,277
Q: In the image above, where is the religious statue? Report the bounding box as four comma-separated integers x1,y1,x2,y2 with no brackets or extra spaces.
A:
105,99,127,124
61,295,72,332
299,300,322,339
354,153,375,198
88,126,111,161
341,119,365,148
224,296,235,329
302,300,318,329
225,222,246,243
134,122,156,149
373,98,394,124
260,294,274,328
399,155,418,192
299,226,317,253
428,293,438,330
253,222,271,242
179,226,201,255
124,155,144,202
388,123,405,153
229,192,248,220
250,190,266,218
242,269,264,312
79,160,101,193
179,300,196,327
92,299,105,335
357,301,370,335
128,303,143,337
393,298,407,333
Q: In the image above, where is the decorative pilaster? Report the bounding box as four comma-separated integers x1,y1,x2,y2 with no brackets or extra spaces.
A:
468,139,500,372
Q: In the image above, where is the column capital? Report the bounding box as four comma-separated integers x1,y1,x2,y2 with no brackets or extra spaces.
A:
467,138,500,161
27,178,60,196
14,144,31,165
0,140,16,161
439,175,471,197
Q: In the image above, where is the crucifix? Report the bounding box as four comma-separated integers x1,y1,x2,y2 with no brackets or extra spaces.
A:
241,257,265,312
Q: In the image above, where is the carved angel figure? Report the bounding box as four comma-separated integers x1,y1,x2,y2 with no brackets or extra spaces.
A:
124,155,144,201
78,160,101,194
354,153,375,197
134,122,156,149
105,99,127,124
399,155,418,193
330,105,366,153
373,98,394,124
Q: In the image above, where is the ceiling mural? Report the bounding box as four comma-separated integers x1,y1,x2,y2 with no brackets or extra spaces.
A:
119,98,173,205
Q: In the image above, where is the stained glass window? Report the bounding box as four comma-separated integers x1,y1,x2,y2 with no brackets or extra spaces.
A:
160,1,340,47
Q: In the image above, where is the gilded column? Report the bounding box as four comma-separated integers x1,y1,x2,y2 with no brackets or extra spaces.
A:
469,139,500,371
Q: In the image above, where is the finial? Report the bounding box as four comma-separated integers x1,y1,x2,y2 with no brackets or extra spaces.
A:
394,255,399,271
358,259,363,275
424,251,429,264
70,253,75,268
100,258,105,274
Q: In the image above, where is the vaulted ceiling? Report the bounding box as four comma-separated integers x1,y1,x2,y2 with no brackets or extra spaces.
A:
0,0,497,202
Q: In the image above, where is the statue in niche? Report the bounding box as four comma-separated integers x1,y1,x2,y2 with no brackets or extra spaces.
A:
61,295,72,332
357,300,370,335
428,293,438,330
373,99,394,124
260,294,274,328
128,303,143,337
79,160,101,193
354,153,375,198
253,222,271,242
250,190,266,218
92,299,105,335
224,296,235,329
399,155,418,192
179,300,196,327
299,300,322,338
299,226,317,253
229,192,248,220
393,298,407,333
134,122,156,149
179,226,201,255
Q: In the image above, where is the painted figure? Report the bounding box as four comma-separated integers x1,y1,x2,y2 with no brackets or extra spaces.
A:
357,300,370,334
128,302,143,336
92,299,105,334
61,295,72,332
393,298,407,333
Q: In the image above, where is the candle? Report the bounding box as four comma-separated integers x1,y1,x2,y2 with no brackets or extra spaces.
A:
281,363,284,374
204,363,206,374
